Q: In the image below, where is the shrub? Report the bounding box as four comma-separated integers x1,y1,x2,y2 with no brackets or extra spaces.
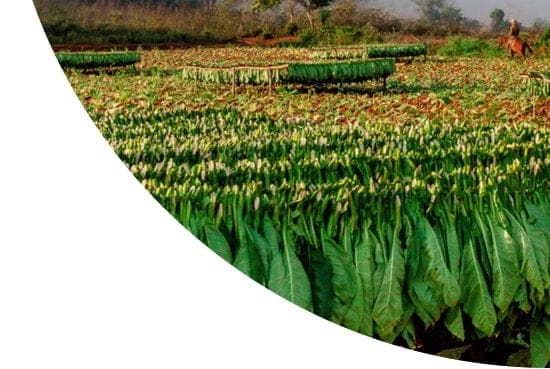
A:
319,9,331,25
200,30,213,41
436,37,503,57
316,25,367,46
335,26,364,44
534,27,550,48
285,21,299,36
299,28,317,46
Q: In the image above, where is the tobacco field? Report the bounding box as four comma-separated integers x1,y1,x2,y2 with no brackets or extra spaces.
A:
62,45,550,367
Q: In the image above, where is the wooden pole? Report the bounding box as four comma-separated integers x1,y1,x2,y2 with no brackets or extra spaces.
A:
194,67,198,92
268,68,272,96
232,67,236,96
533,90,536,118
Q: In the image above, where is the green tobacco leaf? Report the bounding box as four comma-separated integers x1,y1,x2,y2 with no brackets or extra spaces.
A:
262,215,282,258
442,211,461,281
354,227,376,336
437,345,471,360
268,219,313,312
387,295,415,344
404,212,438,326
415,215,461,307
524,201,550,241
460,238,497,336
341,268,365,332
444,305,465,341
233,224,265,285
406,213,459,327
323,238,358,325
203,218,233,264
372,218,405,342
309,248,334,320
246,226,270,277
505,208,549,306
531,316,550,368
400,319,416,349
484,214,521,314
514,280,531,313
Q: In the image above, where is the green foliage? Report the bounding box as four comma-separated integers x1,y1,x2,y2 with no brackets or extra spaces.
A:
531,316,550,367
285,21,299,36
55,51,141,69
318,25,367,46
72,43,550,365
286,59,396,83
97,105,550,365
436,37,503,57
534,27,550,48
318,9,331,25
260,29,274,40
179,59,394,86
299,28,317,46
365,43,427,58
523,71,550,96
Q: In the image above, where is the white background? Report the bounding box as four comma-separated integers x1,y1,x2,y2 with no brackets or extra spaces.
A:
0,1,500,368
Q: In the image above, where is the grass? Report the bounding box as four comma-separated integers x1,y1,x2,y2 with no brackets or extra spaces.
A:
436,37,505,57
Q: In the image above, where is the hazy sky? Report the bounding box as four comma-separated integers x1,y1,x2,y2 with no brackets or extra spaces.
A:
368,0,550,25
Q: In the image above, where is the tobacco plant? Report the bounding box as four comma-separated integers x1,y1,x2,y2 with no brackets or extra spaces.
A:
98,107,550,367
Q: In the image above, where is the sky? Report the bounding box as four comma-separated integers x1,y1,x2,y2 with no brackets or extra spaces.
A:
367,0,550,26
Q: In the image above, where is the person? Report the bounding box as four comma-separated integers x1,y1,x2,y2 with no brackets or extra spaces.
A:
507,19,520,56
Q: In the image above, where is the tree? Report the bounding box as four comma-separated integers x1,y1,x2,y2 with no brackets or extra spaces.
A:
411,0,464,24
253,0,332,30
489,8,506,33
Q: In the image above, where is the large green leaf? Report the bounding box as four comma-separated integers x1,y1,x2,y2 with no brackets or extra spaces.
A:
405,213,460,327
341,267,365,332
444,305,465,341
405,221,440,327
354,226,376,337
531,316,550,368
416,215,461,307
267,218,313,312
323,237,358,325
262,215,282,259
441,211,461,282
372,211,405,342
505,208,549,306
233,225,265,285
387,295,416,345
246,225,271,279
308,248,334,319
460,238,497,336
203,218,233,264
484,214,521,314
524,201,550,241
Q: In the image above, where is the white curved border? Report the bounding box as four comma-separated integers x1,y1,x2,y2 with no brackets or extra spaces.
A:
0,1,503,368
